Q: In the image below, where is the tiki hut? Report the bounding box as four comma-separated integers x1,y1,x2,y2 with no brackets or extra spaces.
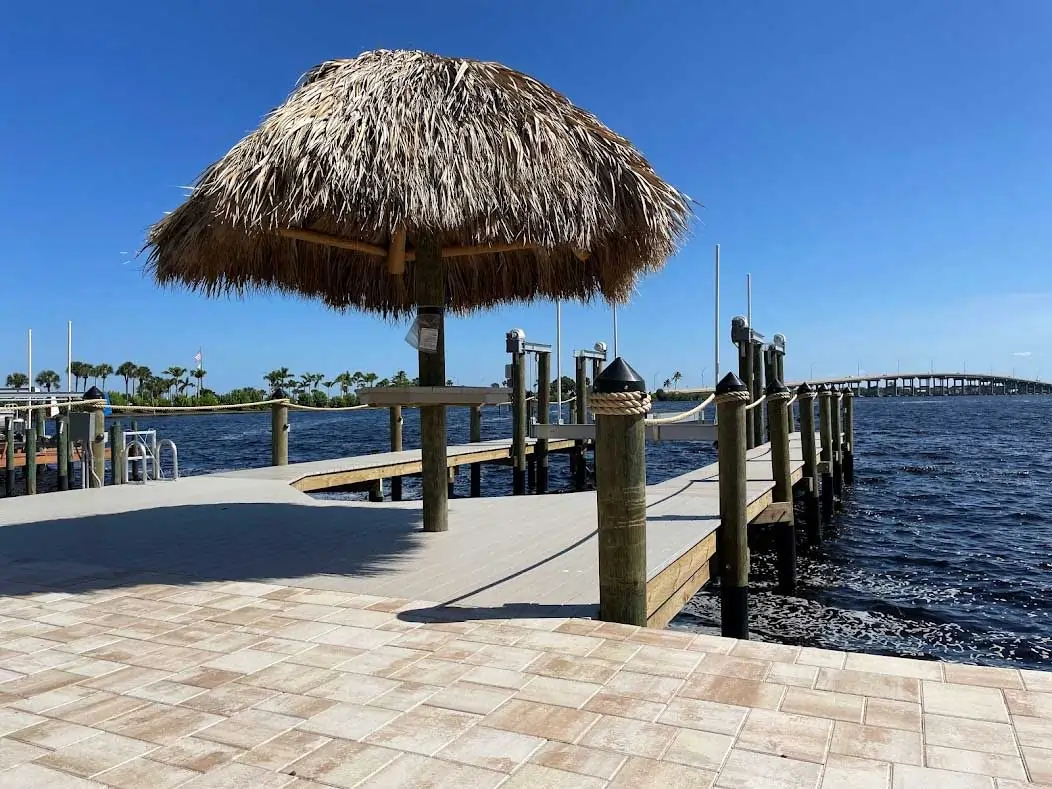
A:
147,49,690,533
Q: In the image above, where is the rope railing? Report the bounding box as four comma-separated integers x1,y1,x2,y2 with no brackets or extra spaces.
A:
287,402,370,412
785,394,798,409
645,393,716,425
744,394,766,412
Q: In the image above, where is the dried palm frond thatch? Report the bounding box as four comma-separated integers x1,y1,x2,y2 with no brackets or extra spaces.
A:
147,49,690,317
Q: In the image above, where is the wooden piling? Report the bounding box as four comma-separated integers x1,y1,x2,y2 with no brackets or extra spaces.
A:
390,405,403,501
57,415,69,491
369,478,385,502
447,466,456,500
536,351,551,494
415,236,448,533
765,380,796,594
843,389,855,485
4,417,14,496
716,373,751,639
25,427,36,495
573,355,588,491
739,337,754,450
796,384,821,546
469,405,482,498
89,405,105,489
511,347,527,495
751,341,764,447
110,422,124,485
271,396,289,466
592,358,649,626
817,385,834,525
34,409,46,479
831,386,844,506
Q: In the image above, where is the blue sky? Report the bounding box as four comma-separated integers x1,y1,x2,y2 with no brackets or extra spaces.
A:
2,1,1050,391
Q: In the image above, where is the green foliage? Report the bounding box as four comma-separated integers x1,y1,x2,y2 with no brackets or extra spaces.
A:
5,372,29,389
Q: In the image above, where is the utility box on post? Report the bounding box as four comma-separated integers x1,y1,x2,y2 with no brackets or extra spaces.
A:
68,412,95,446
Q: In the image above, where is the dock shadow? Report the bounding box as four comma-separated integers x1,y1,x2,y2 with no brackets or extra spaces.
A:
399,602,597,624
0,502,424,597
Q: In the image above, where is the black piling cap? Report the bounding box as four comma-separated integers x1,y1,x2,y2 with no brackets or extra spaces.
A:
765,378,789,396
796,382,813,395
593,357,647,394
83,386,105,401
816,383,828,393
271,387,289,400
715,372,748,395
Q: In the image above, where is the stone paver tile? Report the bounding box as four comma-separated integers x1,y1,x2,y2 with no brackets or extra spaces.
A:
462,623,532,646
306,672,400,704
628,627,696,649
177,761,296,788
270,620,340,643
297,701,400,740
128,680,207,706
49,693,150,726
84,666,171,693
587,639,642,664
679,673,785,710
843,653,943,681
369,682,441,712
350,751,502,787
170,667,242,690
385,628,456,652
767,661,819,689
659,697,748,735
830,721,922,765
461,666,530,689
613,755,716,787
0,763,106,788
1004,689,1052,719
240,662,336,695
583,690,665,721
11,719,99,749
796,647,847,669
605,669,683,702
237,729,329,771
864,698,922,731
555,620,603,636
925,744,1026,781
923,680,1009,722
389,657,472,686
737,708,832,763
95,758,198,789
1024,745,1052,785
181,682,276,716
923,712,1018,755
430,638,488,662
428,681,515,715
285,739,400,788
891,763,994,789
148,736,244,772
0,737,48,769
692,654,770,681
529,741,626,779
201,649,286,675
1014,714,1052,748
196,708,300,750
515,630,603,656
0,635,64,654
0,707,46,735
63,657,129,679
364,704,478,755
97,703,225,745
816,669,920,703
498,762,606,788
580,714,677,759
517,676,601,709
256,692,337,719
438,725,543,772
309,625,397,651
995,780,1052,789
715,748,820,788
625,645,703,678
1022,669,1052,693
126,647,212,672
37,731,156,777
463,644,542,671
687,633,737,655
819,754,890,789
1,668,83,697
8,684,97,714
944,664,1024,690
781,686,864,723
731,640,801,663
335,646,424,678
0,648,77,674
484,699,599,742
527,653,621,684
663,726,733,771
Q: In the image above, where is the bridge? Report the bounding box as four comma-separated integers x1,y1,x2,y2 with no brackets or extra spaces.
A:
677,372,1050,397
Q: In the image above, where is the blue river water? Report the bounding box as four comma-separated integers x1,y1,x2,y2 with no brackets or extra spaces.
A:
118,395,1051,670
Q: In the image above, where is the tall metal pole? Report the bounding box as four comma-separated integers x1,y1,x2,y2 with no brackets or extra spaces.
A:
556,301,563,424
67,321,72,393
714,244,720,386
27,329,32,410
612,305,619,359
746,273,752,333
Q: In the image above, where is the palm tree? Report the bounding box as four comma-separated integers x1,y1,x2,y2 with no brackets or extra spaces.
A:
134,366,152,397
323,379,336,396
663,378,672,390
335,372,351,396
117,362,137,395
192,368,206,399
264,367,293,392
392,370,410,387
35,370,60,392
5,372,28,389
164,367,187,400
672,371,682,389
178,377,192,397
70,361,90,390
363,372,378,388
96,363,114,391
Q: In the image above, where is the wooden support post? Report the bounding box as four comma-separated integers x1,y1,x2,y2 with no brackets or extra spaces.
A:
739,337,754,450
129,420,140,482
57,415,68,492
469,405,482,498
25,427,36,495
89,406,105,489
271,396,289,466
511,347,527,495
574,355,588,491
818,385,834,525
831,387,844,506
765,380,796,594
716,373,751,639
796,384,821,547
843,389,855,486
390,406,403,501
34,409,46,478
368,479,384,502
593,358,649,626
536,351,551,494
751,341,764,447
447,466,456,500
4,417,14,496
110,422,124,485
416,235,448,533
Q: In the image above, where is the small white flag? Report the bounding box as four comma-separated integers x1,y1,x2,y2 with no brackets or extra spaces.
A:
193,350,202,365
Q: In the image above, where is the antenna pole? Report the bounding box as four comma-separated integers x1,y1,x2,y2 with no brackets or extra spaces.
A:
556,301,563,424
714,245,720,386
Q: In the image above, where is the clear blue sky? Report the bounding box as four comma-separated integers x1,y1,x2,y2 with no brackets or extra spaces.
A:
2,1,1050,391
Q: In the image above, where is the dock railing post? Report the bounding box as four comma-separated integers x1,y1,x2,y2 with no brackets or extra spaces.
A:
536,351,551,494
591,358,649,626
831,386,844,506
109,422,124,485
270,389,289,467
57,415,69,492
796,384,821,546
843,389,855,486
765,380,796,594
751,339,764,447
84,392,106,489
716,373,751,639
509,332,527,495
390,405,403,501
25,426,37,495
469,405,482,497
818,385,834,525
4,417,14,496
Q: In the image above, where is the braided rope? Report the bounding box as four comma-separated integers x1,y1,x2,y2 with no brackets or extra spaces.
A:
589,390,652,417
766,390,792,404
785,394,798,409
287,402,369,412
715,389,752,406
645,393,715,425
0,399,92,413
744,394,767,411
109,399,289,412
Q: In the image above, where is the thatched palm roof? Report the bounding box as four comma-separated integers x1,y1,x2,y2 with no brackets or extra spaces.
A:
147,49,690,317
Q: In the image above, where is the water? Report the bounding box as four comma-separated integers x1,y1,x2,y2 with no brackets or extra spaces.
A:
123,396,1052,670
